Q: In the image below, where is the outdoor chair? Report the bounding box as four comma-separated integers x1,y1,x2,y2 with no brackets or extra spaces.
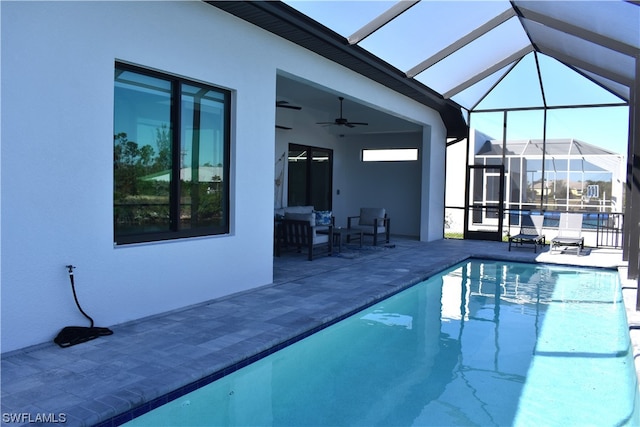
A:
508,214,545,253
277,214,332,261
347,208,390,246
551,213,585,255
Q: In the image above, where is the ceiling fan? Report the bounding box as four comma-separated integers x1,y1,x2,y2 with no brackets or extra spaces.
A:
275,100,301,130
317,97,368,128
276,100,302,110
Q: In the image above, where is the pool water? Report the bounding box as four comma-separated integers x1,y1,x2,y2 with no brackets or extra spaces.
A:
124,260,640,426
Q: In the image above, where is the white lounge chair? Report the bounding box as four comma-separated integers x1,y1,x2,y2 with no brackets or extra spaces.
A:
551,213,584,255
508,214,545,253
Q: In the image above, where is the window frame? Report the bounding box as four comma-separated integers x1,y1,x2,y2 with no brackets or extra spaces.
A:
113,62,231,245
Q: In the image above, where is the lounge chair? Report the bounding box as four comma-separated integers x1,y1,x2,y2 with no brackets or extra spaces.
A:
347,208,390,246
551,213,584,255
508,214,545,253
277,214,333,261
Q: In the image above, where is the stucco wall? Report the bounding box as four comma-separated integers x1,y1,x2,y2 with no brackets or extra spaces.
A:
333,133,423,237
1,1,447,352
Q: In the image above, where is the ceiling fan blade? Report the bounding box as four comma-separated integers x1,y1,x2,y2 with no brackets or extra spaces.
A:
347,122,368,126
276,125,292,130
276,101,302,110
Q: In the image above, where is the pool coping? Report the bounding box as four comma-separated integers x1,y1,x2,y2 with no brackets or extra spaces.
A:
97,249,474,425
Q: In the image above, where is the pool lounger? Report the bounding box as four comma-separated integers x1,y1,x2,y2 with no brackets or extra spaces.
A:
509,233,546,253
508,214,545,253
551,237,585,255
550,212,584,255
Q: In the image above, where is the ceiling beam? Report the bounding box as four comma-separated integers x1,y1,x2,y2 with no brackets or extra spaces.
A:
347,1,419,45
516,5,640,57
443,46,533,99
537,43,634,87
407,8,517,78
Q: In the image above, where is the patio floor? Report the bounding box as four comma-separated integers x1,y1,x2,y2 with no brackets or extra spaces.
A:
1,237,636,426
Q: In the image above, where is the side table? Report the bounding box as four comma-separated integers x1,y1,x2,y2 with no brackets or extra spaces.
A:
333,227,363,252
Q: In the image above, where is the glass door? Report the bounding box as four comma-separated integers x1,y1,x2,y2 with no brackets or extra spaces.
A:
287,144,333,210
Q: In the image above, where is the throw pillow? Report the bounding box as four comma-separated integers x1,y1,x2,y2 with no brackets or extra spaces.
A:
314,210,332,226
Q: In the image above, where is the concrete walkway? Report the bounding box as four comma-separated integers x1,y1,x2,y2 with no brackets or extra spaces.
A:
0,238,634,426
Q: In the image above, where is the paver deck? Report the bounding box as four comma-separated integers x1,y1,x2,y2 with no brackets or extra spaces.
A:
0,238,635,426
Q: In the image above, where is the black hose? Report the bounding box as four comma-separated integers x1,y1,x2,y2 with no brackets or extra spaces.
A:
66,265,94,328
54,266,112,347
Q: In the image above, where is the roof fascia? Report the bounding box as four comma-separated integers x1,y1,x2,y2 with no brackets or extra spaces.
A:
347,1,419,45
443,45,534,99
407,8,517,78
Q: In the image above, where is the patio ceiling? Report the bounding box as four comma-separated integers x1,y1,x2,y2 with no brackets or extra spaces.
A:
209,1,639,138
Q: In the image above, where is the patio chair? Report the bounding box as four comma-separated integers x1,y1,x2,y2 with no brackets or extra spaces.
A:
278,214,333,261
508,214,545,253
347,208,390,246
551,213,584,255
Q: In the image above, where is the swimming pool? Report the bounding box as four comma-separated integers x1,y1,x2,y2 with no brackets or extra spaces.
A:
123,259,639,426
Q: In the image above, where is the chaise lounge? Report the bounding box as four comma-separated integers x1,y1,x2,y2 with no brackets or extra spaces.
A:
551,212,584,255
508,214,545,253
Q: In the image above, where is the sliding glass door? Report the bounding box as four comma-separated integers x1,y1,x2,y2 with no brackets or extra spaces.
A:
287,144,333,210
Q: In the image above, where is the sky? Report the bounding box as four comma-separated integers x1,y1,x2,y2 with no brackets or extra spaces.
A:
468,54,630,157
284,0,632,158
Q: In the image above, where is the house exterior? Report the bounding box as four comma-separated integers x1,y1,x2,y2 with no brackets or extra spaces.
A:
1,1,451,352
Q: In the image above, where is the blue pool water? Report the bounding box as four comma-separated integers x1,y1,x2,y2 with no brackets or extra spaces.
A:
124,260,639,426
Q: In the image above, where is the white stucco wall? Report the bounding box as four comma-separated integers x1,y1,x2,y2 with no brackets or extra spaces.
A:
1,1,448,352
333,133,423,237
421,124,447,241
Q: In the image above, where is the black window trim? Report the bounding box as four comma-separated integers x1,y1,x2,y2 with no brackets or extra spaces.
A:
114,62,231,245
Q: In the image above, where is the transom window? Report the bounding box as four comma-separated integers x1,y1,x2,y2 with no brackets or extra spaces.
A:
114,63,230,245
362,148,418,162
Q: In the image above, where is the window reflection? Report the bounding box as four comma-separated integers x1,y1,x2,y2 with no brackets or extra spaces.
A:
114,64,230,244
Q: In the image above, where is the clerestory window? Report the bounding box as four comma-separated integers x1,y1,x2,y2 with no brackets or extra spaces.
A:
114,63,230,245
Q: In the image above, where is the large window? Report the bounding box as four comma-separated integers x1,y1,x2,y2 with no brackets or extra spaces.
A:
114,63,230,244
